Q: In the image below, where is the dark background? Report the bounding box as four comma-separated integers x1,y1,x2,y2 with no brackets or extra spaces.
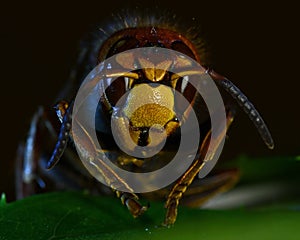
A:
1,1,299,201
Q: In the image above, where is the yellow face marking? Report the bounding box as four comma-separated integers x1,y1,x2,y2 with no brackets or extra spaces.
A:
124,83,175,121
115,52,135,69
173,55,193,68
130,103,174,128
122,83,178,147
138,58,172,82
105,71,139,79
111,81,181,149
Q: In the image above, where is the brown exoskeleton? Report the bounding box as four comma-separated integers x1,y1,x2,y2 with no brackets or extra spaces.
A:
15,12,274,226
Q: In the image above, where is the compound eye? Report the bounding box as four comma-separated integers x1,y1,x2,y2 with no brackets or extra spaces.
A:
102,76,127,107
171,40,196,60
100,36,141,109
106,37,140,57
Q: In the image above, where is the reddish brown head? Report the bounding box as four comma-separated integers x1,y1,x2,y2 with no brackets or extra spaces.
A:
98,27,202,64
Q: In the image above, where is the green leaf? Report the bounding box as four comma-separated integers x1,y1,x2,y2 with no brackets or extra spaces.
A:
0,191,299,240
0,193,6,206
219,155,300,183
1,156,299,240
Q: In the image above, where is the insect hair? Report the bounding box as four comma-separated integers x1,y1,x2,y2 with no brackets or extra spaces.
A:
65,7,210,92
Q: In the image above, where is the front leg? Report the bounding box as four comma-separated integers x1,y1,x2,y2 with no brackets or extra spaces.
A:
115,191,148,218
46,101,73,169
15,106,60,198
163,111,234,226
70,110,150,218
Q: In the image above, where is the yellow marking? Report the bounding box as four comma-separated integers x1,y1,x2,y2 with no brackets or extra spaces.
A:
174,55,193,68
138,58,154,72
113,84,179,147
115,52,135,69
138,58,172,82
169,78,178,89
124,84,175,118
124,77,135,90
130,104,174,127
165,120,179,136
105,71,139,79
171,70,205,81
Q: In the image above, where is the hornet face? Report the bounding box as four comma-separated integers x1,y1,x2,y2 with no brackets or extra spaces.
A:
16,15,274,227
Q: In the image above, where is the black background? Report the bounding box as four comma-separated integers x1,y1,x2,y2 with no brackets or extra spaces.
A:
1,0,299,201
